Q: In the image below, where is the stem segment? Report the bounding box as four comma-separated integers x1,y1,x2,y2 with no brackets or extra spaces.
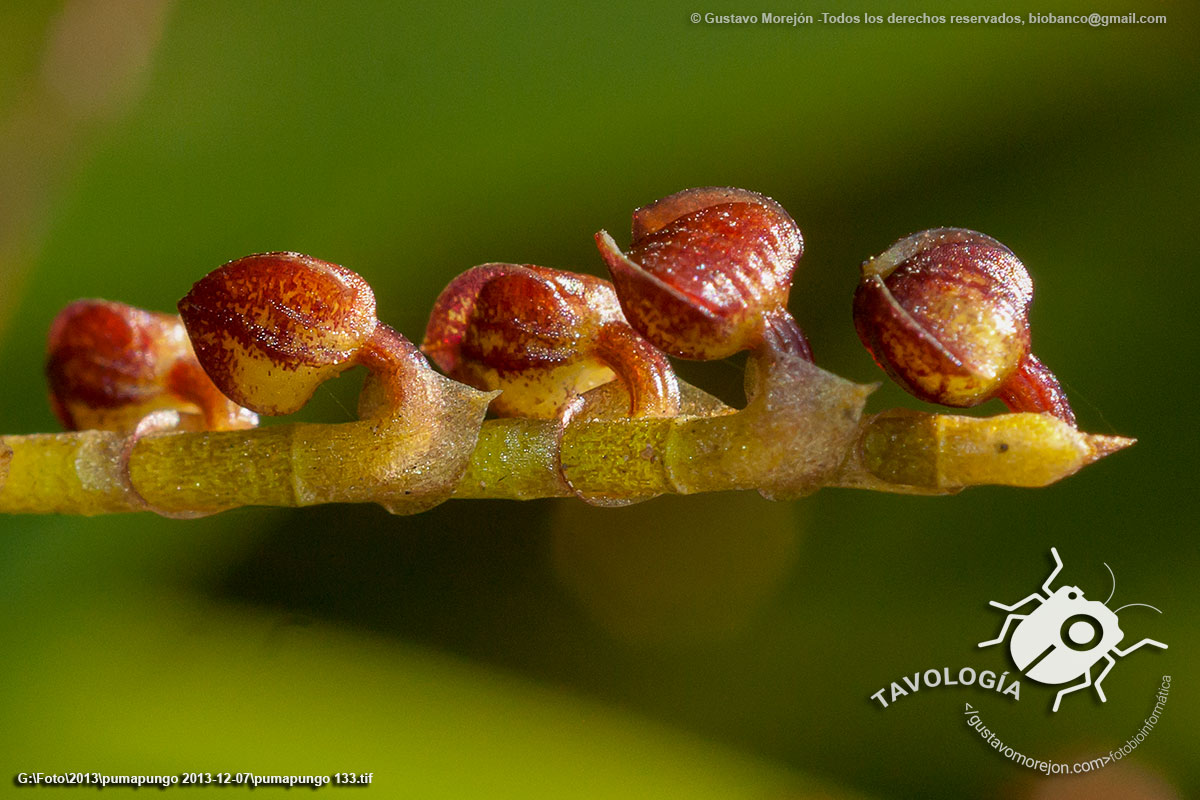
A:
0,357,1132,516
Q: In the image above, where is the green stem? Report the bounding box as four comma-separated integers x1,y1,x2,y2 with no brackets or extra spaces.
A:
0,358,1132,517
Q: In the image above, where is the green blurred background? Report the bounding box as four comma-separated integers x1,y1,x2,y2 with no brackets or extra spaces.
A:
1,1,1196,797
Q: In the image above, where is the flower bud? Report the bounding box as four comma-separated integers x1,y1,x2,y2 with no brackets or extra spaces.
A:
423,264,679,419
46,299,258,432
595,186,812,362
179,251,420,416
853,228,1075,425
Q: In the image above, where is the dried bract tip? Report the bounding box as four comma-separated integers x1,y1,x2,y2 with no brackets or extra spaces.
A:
596,186,812,362
854,228,1075,425
179,252,416,417
46,299,258,432
423,264,679,419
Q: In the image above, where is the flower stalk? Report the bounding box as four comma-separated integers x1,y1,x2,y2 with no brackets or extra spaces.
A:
0,355,1130,516
0,188,1135,517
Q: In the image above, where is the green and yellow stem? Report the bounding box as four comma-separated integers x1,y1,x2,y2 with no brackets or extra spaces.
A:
838,409,1132,494
0,357,1131,517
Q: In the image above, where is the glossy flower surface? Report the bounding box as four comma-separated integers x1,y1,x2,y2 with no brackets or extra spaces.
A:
47,299,257,431
854,228,1074,424
423,264,678,418
596,186,810,361
179,252,380,415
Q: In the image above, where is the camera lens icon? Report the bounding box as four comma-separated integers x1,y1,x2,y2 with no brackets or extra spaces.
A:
978,547,1167,712
1061,613,1102,651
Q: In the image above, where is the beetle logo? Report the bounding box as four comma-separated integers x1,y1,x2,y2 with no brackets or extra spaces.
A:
978,547,1166,712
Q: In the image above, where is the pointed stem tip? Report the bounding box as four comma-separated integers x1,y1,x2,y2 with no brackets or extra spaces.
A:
1083,432,1136,464
854,411,1135,492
